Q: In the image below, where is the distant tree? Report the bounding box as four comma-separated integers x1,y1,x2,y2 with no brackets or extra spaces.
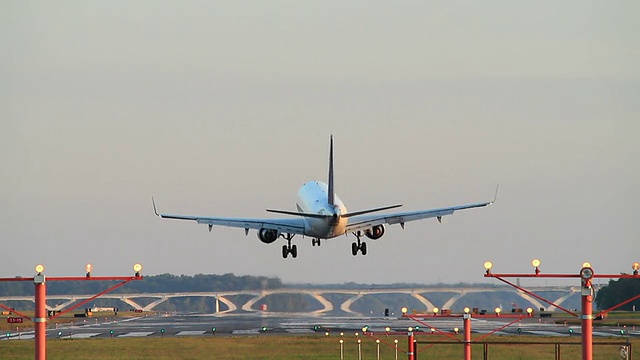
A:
595,278,640,310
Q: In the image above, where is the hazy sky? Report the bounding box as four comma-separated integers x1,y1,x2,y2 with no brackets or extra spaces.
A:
2,1,638,286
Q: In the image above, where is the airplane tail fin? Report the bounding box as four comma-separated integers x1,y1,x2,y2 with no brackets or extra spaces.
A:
328,135,335,206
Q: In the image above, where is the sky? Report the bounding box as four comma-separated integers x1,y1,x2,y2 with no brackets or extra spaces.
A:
1,1,639,286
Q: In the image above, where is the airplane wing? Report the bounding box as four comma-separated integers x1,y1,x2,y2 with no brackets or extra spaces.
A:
344,190,497,234
153,199,306,235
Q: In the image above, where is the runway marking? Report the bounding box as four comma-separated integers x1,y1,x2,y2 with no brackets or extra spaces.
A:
62,333,101,339
2,334,35,340
232,329,260,335
528,330,569,337
285,329,315,334
176,331,207,336
118,331,155,337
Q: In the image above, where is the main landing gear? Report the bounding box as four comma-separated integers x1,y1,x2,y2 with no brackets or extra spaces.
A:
351,232,367,256
311,238,321,247
281,234,297,259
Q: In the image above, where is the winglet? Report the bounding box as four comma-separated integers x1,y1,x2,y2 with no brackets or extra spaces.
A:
152,197,160,216
491,184,499,204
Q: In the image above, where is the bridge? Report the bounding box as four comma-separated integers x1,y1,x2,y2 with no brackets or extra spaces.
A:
0,286,581,315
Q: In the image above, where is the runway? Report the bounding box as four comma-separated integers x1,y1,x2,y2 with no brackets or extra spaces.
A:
1,312,637,340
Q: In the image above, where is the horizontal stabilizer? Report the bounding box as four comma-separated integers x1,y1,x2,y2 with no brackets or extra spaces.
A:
342,204,402,218
266,209,331,219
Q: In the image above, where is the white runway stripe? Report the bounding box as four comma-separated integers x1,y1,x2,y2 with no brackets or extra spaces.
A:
117,331,154,337
176,331,207,336
62,333,101,339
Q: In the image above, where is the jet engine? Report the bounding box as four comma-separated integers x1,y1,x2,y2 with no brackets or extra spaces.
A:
364,225,385,240
258,228,280,244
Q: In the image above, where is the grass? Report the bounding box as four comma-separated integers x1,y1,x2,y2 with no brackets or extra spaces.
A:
0,334,637,359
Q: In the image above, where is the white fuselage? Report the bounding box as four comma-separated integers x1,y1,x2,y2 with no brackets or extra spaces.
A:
296,181,348,238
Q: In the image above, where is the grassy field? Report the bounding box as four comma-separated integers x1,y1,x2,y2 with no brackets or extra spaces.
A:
0,334,637,359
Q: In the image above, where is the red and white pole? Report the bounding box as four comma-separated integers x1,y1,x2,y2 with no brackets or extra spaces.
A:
581,283,593,360
580,266,594,360
407,329,415,360
463,313,472,360
34,272,46,360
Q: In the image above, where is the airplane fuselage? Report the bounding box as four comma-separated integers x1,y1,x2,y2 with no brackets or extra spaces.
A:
296,181,348,238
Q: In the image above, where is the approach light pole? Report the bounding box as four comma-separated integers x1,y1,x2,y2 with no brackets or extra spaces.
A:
0,263,144,360
483,259,640,360
34,265,46,360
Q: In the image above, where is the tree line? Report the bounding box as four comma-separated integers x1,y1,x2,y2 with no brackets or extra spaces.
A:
0,273,283,296
595,278,640,311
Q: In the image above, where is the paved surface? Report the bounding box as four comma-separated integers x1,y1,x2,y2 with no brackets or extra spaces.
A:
1,313,637,340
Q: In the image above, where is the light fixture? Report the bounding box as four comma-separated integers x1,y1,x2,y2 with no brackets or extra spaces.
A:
527,308,533,315
433,307,439,315
85,263,93,277
632,262,639,275
484,261,493,274
35,264,44,274
580,266,594,280
133,263,143,277
385,327,391,332
408,327,413,332
463,307,470,314
582,262,592,269
401,307,408,315
495,307,501,315
454,327,459,334
531,259,541,274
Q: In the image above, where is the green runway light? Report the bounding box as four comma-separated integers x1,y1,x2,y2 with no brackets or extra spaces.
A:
517,328,522,334
57,331,62,337
261,326,267,332
211,327,216,333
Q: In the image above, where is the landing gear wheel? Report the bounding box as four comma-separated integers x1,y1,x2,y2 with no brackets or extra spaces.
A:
351,242,358,256
361,242,367,255
281,233,297,259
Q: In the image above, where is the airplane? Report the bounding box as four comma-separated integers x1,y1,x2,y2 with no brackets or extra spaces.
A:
153,136,497,259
